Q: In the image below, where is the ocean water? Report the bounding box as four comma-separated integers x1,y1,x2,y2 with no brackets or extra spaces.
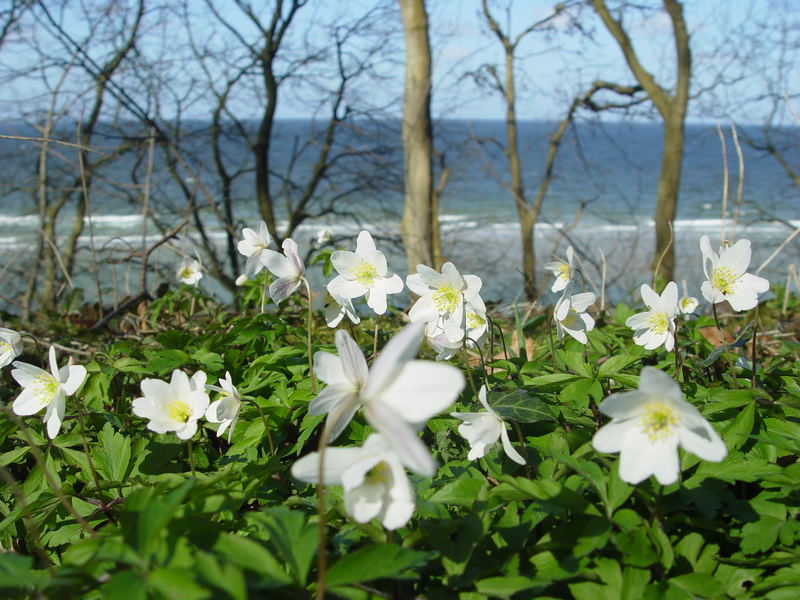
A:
0,119,797,309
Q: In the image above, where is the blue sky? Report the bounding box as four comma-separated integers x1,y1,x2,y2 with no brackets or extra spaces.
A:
0,1,796,125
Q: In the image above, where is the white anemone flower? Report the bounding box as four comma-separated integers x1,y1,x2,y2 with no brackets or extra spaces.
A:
132,369,210,440
177,258,203,286
308,322,465,476
451,386,525,465
678,296,699,315
699,235,769,311
0,328,23,368
592,367,727,485
291,433,415,530
261,238,306,304
11,346,87,439
327,230,404,316
406,262,484,344
553,285,596,344
625,282,679,351
425,301,488,361
313,291,360,328
205,371,242,442
544,246,575,293
237,221,273,278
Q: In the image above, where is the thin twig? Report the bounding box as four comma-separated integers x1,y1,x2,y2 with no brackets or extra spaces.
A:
730,124,745,242
716,124,729,244
757,227,800,274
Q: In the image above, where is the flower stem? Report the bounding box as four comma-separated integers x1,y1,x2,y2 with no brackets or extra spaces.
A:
751,305,759,388
512,421,532,478
249,398,275,456
314,410,343,600
711,302,722,331
76,399,104,498
303,279,317,394
673,321,682,382
547,316,558,369
187,439,196,477
372,315,380,358
6,410,97,538
462,345,479,400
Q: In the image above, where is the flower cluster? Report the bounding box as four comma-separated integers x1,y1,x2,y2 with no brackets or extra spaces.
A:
132,369,243,441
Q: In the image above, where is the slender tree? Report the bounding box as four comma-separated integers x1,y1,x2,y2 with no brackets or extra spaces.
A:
591,0,691,283
397,0,440,273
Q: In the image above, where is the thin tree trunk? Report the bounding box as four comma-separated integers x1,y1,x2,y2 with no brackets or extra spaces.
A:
398,0,436,272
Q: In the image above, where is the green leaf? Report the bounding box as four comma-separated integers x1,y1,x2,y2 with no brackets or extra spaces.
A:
476,576,538,598
261,507,316,587
326,544,435,587
559,350,593,378
429,478,487,506
668,573,725,598
212,533,291,586
134,479,195,557
93,423,132,482
488,389,554,423
0,446,29,467
721,401,755,451
148,568,210,600
144,349,191,375
598,349,643,378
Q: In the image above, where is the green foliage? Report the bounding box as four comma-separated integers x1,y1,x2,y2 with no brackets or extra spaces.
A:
0,289,798,599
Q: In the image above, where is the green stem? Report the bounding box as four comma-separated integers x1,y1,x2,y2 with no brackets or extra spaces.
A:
187,439,196,477
249,398,275,456
512,421,532,478
304,279,317,394
751,305,759,388
372,315,380,358
75,399,104,498
462,344,480,400
547,316,558,369
6,410,97,538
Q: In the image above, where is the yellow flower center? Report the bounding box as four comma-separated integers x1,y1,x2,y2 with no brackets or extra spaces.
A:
365,461,392,486
350,261,379,286
466,311,486,329
558,263,571,280
561,308,580,328
34,375,58,406
711,267,737,295
167,400,192,423
680,298,693,309
0,340,10,353
432,284,461,314
647,313,670,335
640,402,677,441
181,267,194,280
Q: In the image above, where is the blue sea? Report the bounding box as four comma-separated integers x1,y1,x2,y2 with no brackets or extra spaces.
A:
0,119,797,309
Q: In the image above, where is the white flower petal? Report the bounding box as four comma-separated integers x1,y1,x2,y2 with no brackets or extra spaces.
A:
269,277,301,304
376,361,465,424
364,401,436,477
592,419,633,454
363,323,424,398
677,413,727,462
500,426,526,465
314,352,347,386
291,447,364,485
335,330,369,387
60,365,87,396
45,395,65,439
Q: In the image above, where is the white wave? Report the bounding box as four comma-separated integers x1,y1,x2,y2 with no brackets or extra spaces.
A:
84,214,143,225
0,214,38,226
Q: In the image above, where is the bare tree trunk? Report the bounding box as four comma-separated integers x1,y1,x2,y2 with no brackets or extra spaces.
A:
592,0,690,283
398,0,436,272
654,113,685,279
